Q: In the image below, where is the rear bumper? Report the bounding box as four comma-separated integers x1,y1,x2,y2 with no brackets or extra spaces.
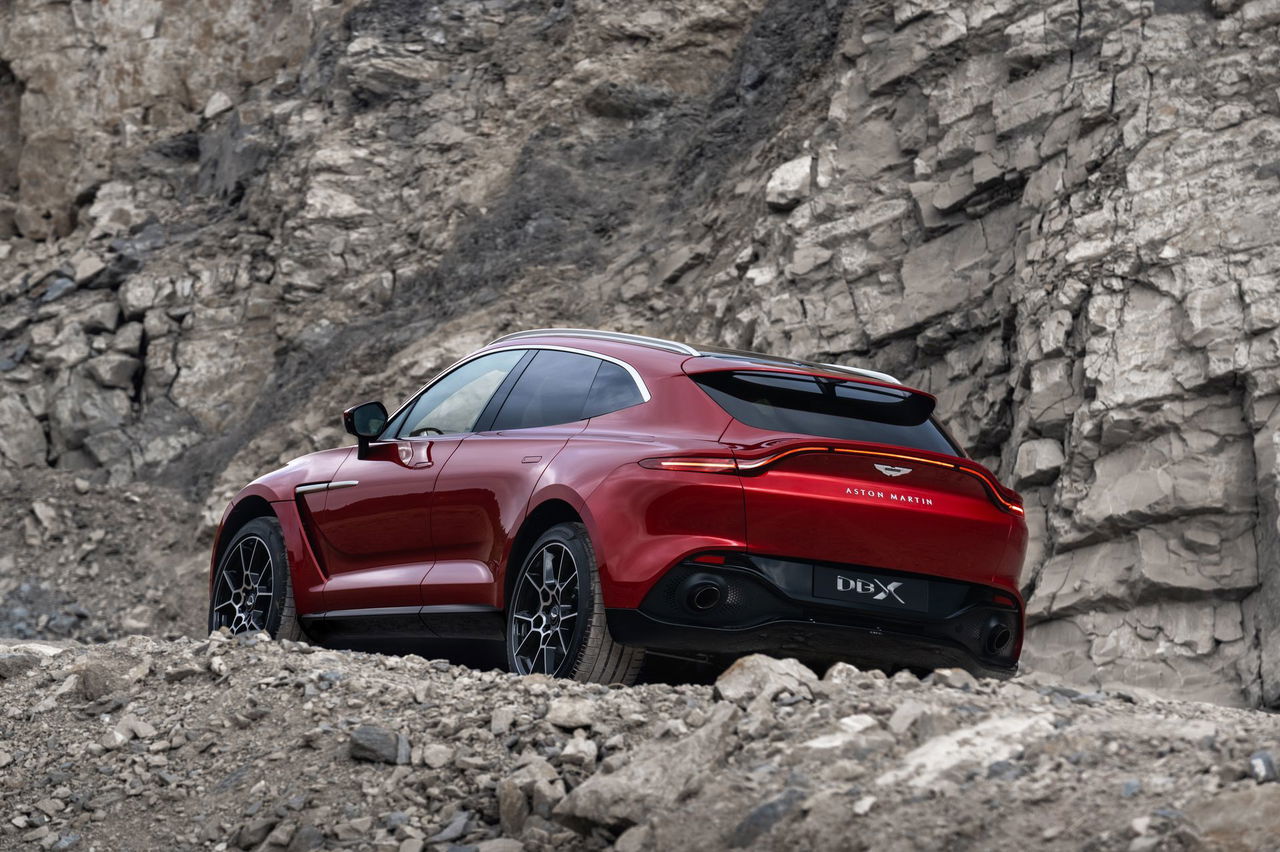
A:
606,554,1022,678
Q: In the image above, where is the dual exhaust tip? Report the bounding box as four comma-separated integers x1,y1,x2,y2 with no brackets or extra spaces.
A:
683,574,726,613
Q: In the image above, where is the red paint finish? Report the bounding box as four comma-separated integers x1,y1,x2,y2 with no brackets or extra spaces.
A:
212,330,1028,669
721,422,1025,592
306,437,464,610
428,425,585,604
421,561,499,607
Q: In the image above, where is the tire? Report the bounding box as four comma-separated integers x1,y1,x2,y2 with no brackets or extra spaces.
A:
208,516,303,640
505,522,644,684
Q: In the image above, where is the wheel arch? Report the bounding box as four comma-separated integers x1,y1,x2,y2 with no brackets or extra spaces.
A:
210,496,277,587
503,498,585,609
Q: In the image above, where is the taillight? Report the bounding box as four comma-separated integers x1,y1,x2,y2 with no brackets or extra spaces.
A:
638,457,740,473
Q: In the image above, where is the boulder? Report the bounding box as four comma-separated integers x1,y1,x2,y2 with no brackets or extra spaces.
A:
1013,439,1064,487
348,725,410,765
714,655,818,712
765,156,812,210
0,396,47,468
85,353,140,390
554,702,739,832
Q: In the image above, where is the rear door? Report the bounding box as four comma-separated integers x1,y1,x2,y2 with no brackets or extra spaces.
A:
694,370,1020,587
425,349,618,607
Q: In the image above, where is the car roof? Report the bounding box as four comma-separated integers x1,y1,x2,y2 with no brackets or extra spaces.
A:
486,328,902,385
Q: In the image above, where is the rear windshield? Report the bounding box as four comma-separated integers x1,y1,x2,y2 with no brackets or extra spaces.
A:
691,370,959,456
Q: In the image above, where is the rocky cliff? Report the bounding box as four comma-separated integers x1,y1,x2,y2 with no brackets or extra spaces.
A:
2,0,1279,707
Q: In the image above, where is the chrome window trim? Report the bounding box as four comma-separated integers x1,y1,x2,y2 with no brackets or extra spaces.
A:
382,344,651,440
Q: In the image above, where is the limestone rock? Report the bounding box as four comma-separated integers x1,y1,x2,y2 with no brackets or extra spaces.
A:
765,156,812,210
553,702,739,831
545,698,597,729
714,655,817,710
0,396,47,468
85,353,140,390
1014,439,1064,488
203,91,233,119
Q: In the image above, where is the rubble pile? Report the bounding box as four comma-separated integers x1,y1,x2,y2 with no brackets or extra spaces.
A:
2,642,1278,851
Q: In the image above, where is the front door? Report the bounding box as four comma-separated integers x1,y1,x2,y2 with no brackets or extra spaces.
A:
305,349,527,611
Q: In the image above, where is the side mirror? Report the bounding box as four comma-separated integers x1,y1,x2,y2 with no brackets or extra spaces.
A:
343,401,388,458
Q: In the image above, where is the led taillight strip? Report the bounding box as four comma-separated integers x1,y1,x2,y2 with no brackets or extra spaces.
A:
640,447,1024,516
641,458,739,472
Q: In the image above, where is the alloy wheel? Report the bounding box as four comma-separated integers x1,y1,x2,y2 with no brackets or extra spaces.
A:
210,535,275,634
509,542,580,675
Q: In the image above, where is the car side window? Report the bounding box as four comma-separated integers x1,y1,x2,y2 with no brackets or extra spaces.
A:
398,350,525,438
490,350,602,430
582,360,645,418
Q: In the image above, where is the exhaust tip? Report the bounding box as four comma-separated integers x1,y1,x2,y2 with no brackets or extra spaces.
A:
985,623,1013,655
688,582,723,612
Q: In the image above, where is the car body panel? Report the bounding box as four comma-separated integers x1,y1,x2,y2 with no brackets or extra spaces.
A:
720,421,1024,594
426,424,587,607
302,438,461,610
211,446,354,615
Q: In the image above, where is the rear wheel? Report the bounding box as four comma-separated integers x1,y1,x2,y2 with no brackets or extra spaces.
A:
505,522,643,684
208,516,302,640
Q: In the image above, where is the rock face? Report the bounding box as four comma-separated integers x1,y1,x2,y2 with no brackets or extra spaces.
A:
1,0,1280,707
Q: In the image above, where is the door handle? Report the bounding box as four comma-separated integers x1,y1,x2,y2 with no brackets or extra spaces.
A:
521,456,542,464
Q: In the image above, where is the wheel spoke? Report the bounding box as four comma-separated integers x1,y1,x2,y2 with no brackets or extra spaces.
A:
514,626,540,657
252,560,272,593
519,569,542,597
246,538,266,588
542,548,555,588
555,547,571,586
542,644,556,674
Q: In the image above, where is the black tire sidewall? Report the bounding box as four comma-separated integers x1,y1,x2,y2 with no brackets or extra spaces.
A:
505,523,594,677
209,516,290,637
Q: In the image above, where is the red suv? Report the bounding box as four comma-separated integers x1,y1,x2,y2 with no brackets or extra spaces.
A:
209,329,1027,682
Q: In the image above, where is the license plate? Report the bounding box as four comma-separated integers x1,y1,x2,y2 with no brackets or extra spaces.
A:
813,565,929,613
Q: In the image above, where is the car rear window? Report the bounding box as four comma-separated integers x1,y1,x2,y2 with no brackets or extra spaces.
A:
583,360,645,418
690,370,959,455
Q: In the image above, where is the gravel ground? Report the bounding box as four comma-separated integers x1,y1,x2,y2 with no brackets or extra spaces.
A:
1,636,1277,851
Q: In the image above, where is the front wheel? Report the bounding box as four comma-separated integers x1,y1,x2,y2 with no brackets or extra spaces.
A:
208,516,303,640
505,522,643,684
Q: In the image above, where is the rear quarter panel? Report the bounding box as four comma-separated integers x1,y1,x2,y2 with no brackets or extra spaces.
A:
538,373,743,609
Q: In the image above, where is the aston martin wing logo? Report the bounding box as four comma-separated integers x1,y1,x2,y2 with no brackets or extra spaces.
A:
873,464,912,477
